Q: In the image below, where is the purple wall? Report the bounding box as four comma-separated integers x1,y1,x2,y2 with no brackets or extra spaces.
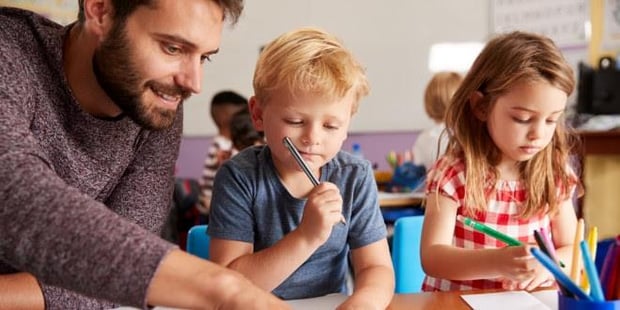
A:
175,131,420,179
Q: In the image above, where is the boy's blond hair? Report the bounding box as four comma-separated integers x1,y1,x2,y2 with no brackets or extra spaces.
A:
424,71,463,122
253,27,369,112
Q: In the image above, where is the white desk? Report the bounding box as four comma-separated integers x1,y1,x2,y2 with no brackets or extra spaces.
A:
117,289,558,310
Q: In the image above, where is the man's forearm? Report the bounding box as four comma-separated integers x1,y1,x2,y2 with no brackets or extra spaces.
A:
0,272,44,310
147,249,289,309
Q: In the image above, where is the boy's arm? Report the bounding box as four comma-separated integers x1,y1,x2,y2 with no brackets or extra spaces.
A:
209,227,323,292
339,239,394,309
210,180,343,292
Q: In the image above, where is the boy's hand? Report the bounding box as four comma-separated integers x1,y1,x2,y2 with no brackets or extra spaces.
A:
298,182,343,244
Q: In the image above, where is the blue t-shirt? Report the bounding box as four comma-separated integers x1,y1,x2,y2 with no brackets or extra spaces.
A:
209,145,386,299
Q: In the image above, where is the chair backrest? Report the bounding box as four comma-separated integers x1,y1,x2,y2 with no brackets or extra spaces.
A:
186,225,210,259
391,215,425,293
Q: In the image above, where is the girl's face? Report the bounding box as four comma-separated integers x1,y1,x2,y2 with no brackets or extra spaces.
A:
484,81,567,168
249,88,353,179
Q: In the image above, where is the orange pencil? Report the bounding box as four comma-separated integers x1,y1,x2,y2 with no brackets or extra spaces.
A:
570,218,584,283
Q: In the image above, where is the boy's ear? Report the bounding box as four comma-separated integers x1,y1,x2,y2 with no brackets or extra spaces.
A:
82,0,114,40
248,96,264,131
469,91,487,121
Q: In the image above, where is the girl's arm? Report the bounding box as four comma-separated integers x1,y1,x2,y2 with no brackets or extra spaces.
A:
421,194,534,281
549,198,578,272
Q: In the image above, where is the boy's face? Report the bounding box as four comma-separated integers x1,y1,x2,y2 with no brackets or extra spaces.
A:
250,88,354,177
93,0,223,130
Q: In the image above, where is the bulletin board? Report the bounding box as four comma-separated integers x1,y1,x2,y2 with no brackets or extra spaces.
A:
491,0,590,48
0,0,78,25
491,0,591,109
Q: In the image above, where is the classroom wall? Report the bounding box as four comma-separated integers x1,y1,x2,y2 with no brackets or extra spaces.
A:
183,0,490,136
176,131,420,179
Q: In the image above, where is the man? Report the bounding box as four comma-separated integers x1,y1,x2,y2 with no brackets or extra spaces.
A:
0,0,288,309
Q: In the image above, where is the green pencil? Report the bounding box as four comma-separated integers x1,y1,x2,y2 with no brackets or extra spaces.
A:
457,215,523,246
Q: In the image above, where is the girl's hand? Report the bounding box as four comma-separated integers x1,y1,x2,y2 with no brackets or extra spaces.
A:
492,244,539,283
500,257,555,291
297,182,343,244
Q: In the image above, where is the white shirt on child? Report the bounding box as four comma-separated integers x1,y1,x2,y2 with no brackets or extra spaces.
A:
412,122,448,170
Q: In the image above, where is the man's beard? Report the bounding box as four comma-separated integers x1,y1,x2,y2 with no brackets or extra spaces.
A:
92,22,191,130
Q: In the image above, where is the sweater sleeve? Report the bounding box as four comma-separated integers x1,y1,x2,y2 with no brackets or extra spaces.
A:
39,114,182,309
0,53,181,310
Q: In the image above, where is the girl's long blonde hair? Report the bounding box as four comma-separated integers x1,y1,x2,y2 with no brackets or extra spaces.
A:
436,31,579,218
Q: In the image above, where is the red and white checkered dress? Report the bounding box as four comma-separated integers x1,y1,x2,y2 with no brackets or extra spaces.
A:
421,156,552,292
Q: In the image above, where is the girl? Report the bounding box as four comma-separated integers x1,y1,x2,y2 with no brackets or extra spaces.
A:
420,31,580,292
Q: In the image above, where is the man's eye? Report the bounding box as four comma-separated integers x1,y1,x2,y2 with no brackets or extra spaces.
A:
164,44,181,55
200,55,212,64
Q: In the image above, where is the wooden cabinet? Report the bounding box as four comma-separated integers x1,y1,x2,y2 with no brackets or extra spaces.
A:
577,130,620,239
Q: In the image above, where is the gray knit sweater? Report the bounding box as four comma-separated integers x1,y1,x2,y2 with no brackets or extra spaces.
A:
0,8,180,309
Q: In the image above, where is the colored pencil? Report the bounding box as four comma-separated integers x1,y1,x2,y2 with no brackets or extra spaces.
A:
579,240,605,301
570,219,584,283
539,227,565,267
531,248,592,301
457,215,522,246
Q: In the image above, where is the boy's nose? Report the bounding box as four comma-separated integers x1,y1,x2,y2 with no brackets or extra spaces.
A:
301,126,321,146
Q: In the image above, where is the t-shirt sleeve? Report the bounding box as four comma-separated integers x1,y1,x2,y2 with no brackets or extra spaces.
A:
347,161,387,249
425,156,465,204
208,161,256,242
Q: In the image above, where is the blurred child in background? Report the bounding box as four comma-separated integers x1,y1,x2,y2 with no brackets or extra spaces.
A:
230,106,265,151
412,71,463,171
198,90,247,215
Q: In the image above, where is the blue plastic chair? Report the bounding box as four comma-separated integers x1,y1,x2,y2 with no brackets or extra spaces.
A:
186,225,210,259
391,215,425,293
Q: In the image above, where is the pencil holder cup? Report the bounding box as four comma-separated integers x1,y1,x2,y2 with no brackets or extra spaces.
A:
558,292,620,310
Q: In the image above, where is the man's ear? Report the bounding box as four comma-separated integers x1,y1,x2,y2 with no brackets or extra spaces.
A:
469,91,487,121
248,96,264,131
82,0,114,39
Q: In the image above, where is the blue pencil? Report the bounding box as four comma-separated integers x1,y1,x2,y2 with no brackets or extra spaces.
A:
530,248,592,301
580,240,605,301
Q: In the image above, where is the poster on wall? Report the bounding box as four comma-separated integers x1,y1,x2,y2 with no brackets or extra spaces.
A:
603,0,620,50
491,0,590,49
0,0,78,25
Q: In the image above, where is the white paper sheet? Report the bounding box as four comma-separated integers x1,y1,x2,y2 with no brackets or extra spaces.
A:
286,293,348,310
461,290,552,310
